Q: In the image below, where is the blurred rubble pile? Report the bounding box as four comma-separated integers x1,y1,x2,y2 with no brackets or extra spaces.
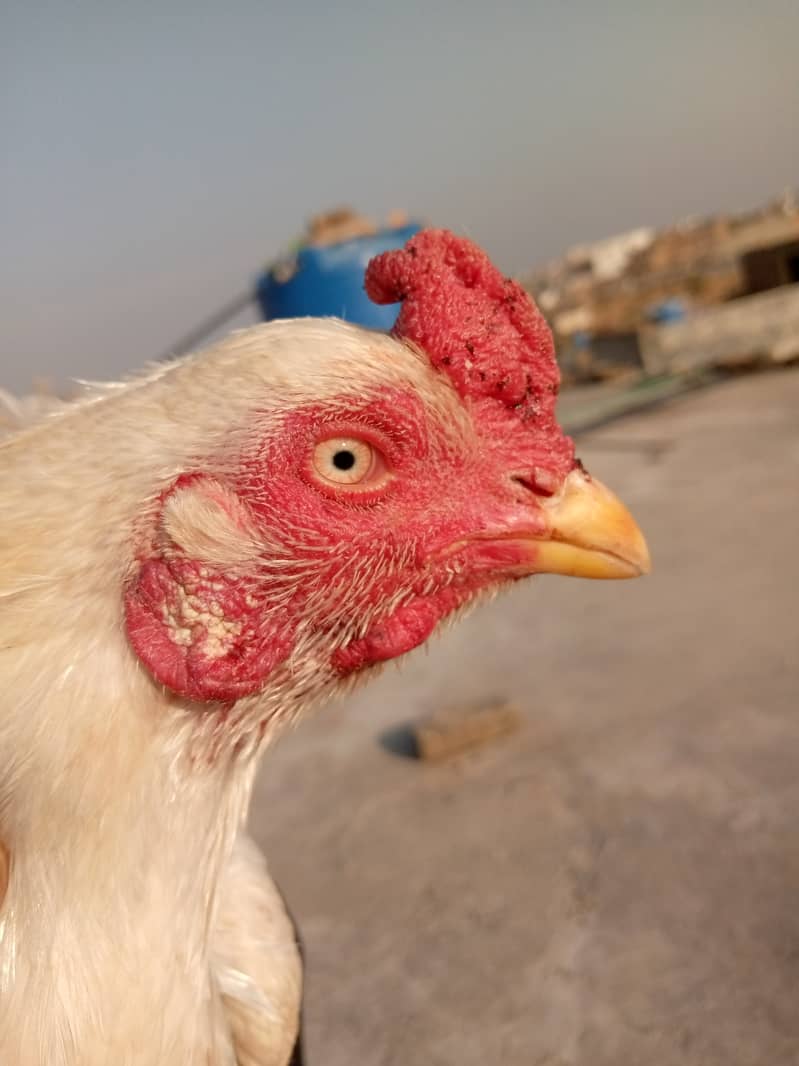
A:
524,190,799,385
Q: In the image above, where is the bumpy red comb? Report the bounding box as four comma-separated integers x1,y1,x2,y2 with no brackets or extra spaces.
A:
364,229,561,425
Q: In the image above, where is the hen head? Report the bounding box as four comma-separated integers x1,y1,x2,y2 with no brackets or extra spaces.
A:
124,230,649,710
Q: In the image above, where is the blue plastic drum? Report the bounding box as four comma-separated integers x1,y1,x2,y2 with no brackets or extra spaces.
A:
255,223,422,331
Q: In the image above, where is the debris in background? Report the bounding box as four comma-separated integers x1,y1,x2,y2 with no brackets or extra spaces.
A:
302,207,410,248
412,703,523,763
305,207,378,247
526,188,799,383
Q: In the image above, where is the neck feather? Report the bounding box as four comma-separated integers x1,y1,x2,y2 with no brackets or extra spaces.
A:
0,605,266,1065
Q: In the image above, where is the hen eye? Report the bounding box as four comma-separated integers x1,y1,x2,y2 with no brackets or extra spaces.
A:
312,437,384,487
333,450,356,471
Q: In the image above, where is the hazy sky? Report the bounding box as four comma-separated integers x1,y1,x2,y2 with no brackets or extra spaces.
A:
2,1,798,391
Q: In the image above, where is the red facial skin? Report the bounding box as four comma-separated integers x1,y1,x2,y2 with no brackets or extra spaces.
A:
124,390,573,703
125,228,576,703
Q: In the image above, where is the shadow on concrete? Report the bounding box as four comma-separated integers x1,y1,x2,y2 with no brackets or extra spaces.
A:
378,723,419,760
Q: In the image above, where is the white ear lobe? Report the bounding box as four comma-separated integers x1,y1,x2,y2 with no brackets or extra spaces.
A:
160,478,263,567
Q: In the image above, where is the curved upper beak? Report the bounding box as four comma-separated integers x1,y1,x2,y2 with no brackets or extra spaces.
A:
522,468,651,580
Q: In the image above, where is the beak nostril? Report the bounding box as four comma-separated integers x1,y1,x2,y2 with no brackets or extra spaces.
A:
511,468,558,498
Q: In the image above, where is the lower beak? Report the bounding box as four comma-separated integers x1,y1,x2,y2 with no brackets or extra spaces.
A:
519,468,651,580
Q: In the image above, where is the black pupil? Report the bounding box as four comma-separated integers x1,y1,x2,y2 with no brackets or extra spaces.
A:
333,450,356,471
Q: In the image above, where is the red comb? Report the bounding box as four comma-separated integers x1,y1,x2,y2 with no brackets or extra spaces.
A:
364,229,561,423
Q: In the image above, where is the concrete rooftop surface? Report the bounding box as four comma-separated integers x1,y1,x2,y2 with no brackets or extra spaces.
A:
250,366,799,1066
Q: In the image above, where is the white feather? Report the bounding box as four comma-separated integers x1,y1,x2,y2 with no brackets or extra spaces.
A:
0,319,461,1065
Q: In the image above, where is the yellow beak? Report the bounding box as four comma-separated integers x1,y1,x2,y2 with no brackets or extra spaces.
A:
526,468,651,580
